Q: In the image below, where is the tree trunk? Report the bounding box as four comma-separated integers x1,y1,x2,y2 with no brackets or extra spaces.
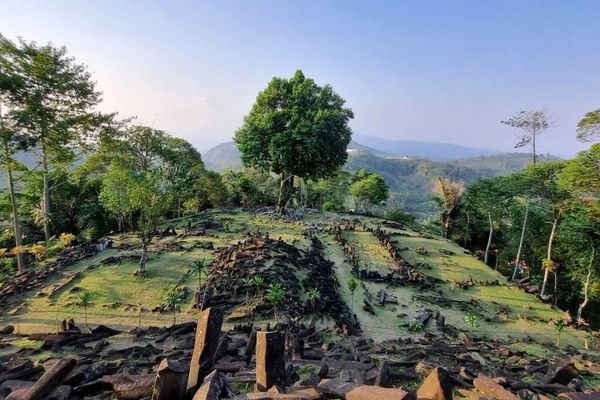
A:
532,130,537,165
139,240,149,275
442,213,450,239
463,211,470,248
540,216,559,296
577,248,595,325
277,174,293,212
484,210,493,265
6,166,25,272
511,200,529,281
41,148,51,243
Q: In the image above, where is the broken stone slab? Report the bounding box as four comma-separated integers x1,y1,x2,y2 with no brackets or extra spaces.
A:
256,331,286,392
187,307,224,395
318,379,361,398
192,370,230,400
346,385,414,400
473,374,518,400
545,360,579,386
21,358,76,400
46,385,72,400
151,358,189,400
559,393,600,400
374,361,391,387
1,380,34,400
102,374,155,400
416,367,453,400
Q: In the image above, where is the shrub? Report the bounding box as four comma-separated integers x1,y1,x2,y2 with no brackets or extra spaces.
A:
30,244,47,262
323,199,345,212
408,319,424,332
464,313,481,329
0,258,16,279
387,210,415,225
59,233,77,247
47,243,65,258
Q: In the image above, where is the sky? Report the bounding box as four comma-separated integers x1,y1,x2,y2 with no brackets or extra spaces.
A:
1,1,598,157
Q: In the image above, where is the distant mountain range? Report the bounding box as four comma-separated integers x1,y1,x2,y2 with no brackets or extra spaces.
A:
202,135,558,217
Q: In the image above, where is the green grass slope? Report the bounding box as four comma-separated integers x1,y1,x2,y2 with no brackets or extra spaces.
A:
0,209,582,350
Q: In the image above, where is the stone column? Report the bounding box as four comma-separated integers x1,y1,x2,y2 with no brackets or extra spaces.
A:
255,331,285,391
152,358,189,400
186,307,224,396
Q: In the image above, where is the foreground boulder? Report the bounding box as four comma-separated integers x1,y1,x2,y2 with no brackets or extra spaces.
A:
546,360,579,386
21,358,76,400
346,385,414,400
152,358,189,400
102,374,155,400
416,367,453,400
473,374,517,400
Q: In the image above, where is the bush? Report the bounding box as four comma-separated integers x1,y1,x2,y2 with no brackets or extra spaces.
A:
59,233,76,247
30,244,47,262
323,199,345,212
0,258,16,280
386,210,415,225
47,243,65,258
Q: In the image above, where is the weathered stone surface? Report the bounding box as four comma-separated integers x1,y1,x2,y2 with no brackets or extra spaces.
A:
21,358,76,400
192,371,229,400
102,374,155,400
318,379,360,398
347,385,413,400
187,307,224,395
256,331,286,391
416,367,453,400
152,358,189,400
473,374,518,400
559,393,600,400
546,361,579,386
46,385,72,400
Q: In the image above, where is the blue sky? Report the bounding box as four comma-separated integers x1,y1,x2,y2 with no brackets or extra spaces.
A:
1,1,598,156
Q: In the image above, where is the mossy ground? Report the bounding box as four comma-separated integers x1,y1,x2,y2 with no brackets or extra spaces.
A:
0,209,590,351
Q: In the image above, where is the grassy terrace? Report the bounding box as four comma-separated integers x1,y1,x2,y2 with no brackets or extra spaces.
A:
0,210,585,349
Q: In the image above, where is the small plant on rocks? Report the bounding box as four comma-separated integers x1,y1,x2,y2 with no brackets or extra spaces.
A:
164,287,184,325
266,282,286,321
464,312,480,329
347,277,359,311
554,320,567,347
408,319,424,332
78,290,94,330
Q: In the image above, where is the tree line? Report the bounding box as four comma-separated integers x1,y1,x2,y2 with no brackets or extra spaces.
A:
436,110,599,327
0,35,391,277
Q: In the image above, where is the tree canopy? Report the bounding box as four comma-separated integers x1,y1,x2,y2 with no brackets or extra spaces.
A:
234,70,353,209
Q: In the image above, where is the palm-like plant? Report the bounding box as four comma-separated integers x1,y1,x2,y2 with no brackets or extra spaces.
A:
78,290,94,330
307,287,321,312
253,276,265,298
265,282,286,322
347,277,359,311
242,277,254,305
554,320,566,347
164,287,184,325
464,313,481,330
191,259,209,291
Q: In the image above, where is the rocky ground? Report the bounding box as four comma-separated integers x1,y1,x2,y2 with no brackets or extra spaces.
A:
0,209,599,399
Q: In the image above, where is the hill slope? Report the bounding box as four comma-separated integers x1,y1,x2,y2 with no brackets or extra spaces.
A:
0,209,577,349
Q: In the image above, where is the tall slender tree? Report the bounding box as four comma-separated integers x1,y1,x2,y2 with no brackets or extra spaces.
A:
0,35,103,243
501,110,554,165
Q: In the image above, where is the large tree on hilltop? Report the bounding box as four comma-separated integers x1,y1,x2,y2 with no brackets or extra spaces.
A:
0,35,107,243
234,70,354,211
577,109,600,143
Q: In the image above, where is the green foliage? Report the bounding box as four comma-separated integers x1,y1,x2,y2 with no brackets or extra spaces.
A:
577,109,600,142
408,319,424,332
323,199,345,212
386,210,415,225
350,170,389,213
234,70,354,208
29,243,47,262
163,286,184,325
307,287,321,302
347,277,359,294
0,257,16,280
58,233,76,247
78,290,94,328
464,313,481,329
265,282,286,305
554,320,566,347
